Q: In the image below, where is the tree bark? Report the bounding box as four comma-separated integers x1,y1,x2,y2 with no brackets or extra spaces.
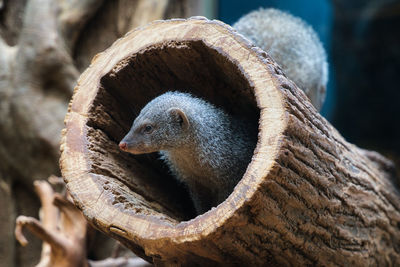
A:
60,17,400,266
0,0,188,266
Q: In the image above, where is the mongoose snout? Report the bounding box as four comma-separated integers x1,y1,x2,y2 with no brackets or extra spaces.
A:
118,136,154,155
119,142,128,151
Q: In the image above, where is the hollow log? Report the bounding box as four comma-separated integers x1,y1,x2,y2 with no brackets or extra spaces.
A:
60,17,400,266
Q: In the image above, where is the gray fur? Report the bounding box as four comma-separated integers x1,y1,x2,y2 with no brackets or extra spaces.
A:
120,92,256,214
234,8,328,110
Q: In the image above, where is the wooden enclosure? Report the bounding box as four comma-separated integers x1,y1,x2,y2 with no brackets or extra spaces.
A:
60,17,400,266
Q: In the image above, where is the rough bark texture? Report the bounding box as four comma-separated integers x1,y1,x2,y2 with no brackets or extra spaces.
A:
0,0,188,266
60,17,400,266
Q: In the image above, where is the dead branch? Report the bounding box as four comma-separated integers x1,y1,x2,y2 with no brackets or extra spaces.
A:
15,178,88,267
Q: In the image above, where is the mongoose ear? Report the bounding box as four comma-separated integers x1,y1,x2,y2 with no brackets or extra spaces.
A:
168,108,189,129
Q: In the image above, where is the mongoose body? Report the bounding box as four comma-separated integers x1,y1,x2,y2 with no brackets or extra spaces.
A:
234,8,328,110
119,92,256,214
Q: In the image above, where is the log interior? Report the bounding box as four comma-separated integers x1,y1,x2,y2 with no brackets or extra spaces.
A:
85,40,259,222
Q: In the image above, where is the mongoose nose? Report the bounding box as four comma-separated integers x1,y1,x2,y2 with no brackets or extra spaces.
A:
119,142,127,151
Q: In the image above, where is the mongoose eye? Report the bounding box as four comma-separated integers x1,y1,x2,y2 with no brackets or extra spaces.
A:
143,125,153,134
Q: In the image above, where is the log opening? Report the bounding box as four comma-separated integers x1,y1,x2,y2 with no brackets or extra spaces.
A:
85,39,260,221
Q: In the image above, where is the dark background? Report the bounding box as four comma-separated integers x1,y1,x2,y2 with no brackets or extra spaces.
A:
219,0,400,160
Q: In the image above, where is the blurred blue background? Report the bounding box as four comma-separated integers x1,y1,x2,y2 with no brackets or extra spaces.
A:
217,0,400,160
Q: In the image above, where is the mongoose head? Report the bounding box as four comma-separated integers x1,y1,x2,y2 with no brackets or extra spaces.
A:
119,105,190,155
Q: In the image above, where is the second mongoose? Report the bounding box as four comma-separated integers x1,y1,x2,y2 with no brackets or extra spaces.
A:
119,92,256,214
234,8,328,110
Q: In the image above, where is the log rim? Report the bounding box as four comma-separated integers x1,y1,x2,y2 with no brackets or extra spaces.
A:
60,17,286,244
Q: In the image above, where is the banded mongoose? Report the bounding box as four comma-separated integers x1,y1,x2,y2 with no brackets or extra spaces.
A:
234,8,328,110
119,92,256,214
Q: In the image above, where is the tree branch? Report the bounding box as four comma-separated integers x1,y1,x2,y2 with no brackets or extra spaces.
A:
53,193,87,239
34,180,58,230
15,215,66,251
15,179,88,267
